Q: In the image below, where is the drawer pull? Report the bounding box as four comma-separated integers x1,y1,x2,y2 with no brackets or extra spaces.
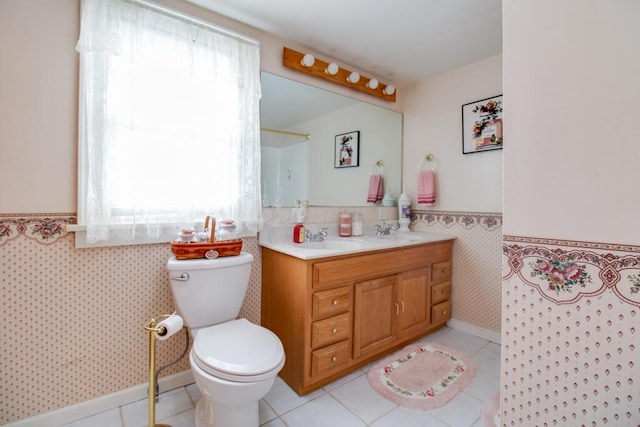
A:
443,310,447,315
333,299,338,305
332,356,337,362
332,328,338,334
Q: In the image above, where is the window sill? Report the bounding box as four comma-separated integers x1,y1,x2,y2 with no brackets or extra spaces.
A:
66,224,173,248
65,224,256,248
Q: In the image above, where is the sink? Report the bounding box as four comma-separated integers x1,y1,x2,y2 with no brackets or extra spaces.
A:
291,238,368,251
376,233,427,242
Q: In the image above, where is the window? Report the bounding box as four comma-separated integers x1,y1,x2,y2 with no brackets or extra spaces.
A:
75,0,262,245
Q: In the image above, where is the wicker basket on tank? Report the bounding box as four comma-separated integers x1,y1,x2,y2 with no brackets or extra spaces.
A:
170,216,242,260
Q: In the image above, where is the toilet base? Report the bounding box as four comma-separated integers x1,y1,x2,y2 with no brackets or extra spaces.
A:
195,396,258,427
188,339,284,427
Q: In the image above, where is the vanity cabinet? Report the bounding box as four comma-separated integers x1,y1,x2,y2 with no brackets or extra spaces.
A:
261,239,453,395
352,267,431,359
353,275,396,359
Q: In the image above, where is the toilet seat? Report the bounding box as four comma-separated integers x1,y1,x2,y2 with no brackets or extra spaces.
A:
192,318,285,383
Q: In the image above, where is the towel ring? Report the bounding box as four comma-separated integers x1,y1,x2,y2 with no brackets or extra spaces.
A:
418,153,437,172
370,160,384,175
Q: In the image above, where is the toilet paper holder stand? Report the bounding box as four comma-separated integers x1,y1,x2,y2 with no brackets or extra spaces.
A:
144,314,175,427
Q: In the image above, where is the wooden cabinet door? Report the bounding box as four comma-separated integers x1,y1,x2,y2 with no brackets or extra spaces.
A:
353,276,396,359
396,267,431,339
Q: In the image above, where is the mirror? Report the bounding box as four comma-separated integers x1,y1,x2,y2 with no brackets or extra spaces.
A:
260,72,402,207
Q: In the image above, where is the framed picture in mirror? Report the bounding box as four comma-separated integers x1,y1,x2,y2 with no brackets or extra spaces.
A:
462,95,503,154
334,130,360,168
335,131,360,168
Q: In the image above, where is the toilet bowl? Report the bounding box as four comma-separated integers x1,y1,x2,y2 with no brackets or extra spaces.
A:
166,254,285,427
189,319,284,427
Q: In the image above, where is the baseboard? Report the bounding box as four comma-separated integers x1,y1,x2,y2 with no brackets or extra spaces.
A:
447,318,501,344
6,370,194,427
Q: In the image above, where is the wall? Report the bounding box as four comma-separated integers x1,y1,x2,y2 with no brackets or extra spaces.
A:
411,210,502,335
296,102,403,207
402,54,503,213
0,0,79,213
261,142,309,207
403,55,504,336
502,1,640,425
0,219,261,424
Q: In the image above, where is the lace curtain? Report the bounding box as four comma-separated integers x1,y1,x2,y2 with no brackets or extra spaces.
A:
75,0,263,243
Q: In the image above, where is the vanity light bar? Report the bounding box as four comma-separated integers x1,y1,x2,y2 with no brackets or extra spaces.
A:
282,47,396,103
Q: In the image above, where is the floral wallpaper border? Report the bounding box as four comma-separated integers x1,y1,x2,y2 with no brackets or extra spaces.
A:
411,210,502,231
503,234,640,308
0,213,76,246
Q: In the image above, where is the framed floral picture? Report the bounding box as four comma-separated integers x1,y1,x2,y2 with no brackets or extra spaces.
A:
335,131,360,168
462,95,503,154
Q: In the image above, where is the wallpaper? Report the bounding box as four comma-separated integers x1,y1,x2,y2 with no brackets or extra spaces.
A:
411,210,503,333
502,235,640,425
0,213,261,424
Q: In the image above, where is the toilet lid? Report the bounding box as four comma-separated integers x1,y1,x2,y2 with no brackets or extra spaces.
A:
192,318,284,381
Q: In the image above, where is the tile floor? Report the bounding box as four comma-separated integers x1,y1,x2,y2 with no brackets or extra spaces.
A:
62,327,500,427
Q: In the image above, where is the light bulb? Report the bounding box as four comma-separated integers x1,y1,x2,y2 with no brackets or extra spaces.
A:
325,62,339,75
367,79,379,90
301,53,315,68
347,72,360,84
383,85,396,96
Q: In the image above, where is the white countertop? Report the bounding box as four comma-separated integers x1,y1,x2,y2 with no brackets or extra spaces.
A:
259,225,455,260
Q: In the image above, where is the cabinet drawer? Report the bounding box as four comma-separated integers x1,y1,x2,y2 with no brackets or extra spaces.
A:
311,340,350,377
431,301,451,324
313,243,452,289
312,286,350,319
431,281,451,305
312,312,350,348
432,261,451,284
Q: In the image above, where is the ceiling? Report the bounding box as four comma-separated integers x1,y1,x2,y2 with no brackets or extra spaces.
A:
185,0,502,87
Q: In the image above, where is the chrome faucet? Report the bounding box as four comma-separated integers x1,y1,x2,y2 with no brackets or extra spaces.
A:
375,223,399,237
305,227,329,242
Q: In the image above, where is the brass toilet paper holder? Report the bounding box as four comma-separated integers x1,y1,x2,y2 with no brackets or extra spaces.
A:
144,314,174,427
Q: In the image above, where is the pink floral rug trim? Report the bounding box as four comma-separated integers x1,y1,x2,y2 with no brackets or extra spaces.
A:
367,342,477,410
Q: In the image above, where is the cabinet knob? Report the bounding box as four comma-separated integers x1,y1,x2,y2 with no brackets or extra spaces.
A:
332,300,338,305
441,290,446,295
332,328,337,334
443,310,447,315
331,356,337,362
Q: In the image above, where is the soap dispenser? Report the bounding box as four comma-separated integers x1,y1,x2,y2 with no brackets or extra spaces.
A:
398,189,411,232
382,188,395,207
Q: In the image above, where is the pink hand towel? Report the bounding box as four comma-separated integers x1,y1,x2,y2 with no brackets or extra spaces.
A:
367,174,384,203
417,171,436,204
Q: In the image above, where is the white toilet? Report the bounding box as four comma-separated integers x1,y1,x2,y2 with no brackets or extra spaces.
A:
167,252,285,427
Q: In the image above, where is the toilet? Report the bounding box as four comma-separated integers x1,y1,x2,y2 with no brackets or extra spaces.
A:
167,253,285,427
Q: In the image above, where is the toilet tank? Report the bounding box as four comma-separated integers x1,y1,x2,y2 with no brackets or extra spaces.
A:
167,252,254,329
